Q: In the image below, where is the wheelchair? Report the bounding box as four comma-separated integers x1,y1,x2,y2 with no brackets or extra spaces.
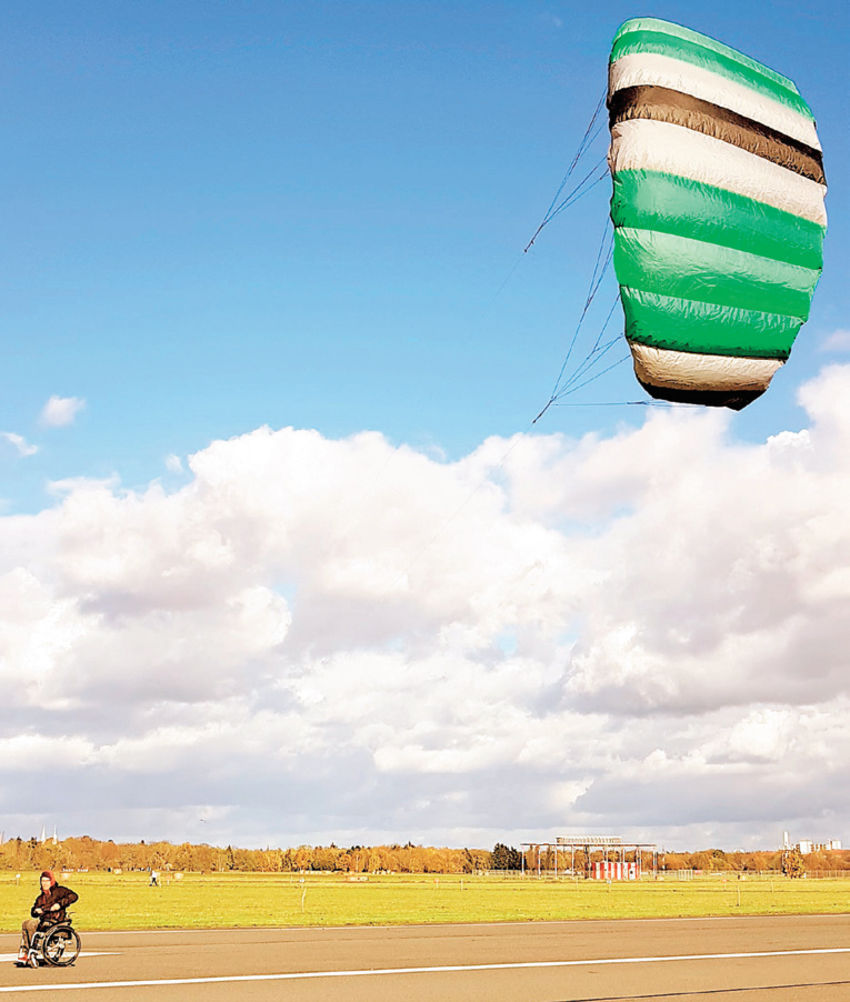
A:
26,917,81,967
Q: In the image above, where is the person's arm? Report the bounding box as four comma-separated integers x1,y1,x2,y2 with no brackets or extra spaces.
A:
31,897,44,918
49,887,79,912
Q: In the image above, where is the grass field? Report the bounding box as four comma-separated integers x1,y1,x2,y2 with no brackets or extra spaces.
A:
1,871,848,933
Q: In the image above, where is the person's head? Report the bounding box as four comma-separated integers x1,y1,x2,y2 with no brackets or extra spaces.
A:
40,871,55,893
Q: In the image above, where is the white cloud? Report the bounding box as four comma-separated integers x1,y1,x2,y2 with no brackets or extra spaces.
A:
165,454,184,474
539,12,564,29
820,329,850,353
40,395,86,427
3,366,850,849
1,432,38,457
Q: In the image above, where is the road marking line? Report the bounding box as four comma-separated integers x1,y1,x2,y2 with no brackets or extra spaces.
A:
1,946,849,993
0,955,115,964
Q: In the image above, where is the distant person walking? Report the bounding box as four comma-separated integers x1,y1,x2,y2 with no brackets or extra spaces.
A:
149,870,160,887
18,871,78,966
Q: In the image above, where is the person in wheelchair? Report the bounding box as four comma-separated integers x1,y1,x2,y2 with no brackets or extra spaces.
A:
18,871,78,967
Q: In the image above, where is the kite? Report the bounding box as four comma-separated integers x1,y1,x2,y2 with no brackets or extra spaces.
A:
608,18,827,408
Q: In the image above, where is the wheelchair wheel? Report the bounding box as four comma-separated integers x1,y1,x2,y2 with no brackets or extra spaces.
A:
41,925,81,967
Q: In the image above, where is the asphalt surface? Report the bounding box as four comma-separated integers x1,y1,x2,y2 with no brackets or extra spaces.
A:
1,914,849,1000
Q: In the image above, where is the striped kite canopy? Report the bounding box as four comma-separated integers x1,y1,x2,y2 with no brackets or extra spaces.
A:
607,17,827,409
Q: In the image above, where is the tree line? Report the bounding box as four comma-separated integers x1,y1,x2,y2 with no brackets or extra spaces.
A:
0,836,491,874
1,836,846,875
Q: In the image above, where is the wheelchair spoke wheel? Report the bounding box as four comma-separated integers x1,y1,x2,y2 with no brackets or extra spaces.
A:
41,926,81,967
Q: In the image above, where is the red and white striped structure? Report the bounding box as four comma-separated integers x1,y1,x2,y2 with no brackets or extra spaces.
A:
593,860,639,881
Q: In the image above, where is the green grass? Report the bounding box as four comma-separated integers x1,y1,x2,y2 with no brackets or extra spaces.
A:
1,871,848,933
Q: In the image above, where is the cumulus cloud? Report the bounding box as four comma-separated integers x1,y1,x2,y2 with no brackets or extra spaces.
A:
3,367,850,850
1,432,38,457
40,395,86,427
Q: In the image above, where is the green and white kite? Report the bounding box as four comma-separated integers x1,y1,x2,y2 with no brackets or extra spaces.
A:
608,17,827,408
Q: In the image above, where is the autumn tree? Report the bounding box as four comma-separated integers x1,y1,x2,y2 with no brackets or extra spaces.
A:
781,848,806,878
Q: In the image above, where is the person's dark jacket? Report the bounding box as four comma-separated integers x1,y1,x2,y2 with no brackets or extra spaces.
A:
31,884,78,925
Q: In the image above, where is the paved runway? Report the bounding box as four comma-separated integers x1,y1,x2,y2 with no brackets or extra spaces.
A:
1,914,849,1000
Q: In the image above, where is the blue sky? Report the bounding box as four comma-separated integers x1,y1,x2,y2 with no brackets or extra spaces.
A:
2,1,850,852
4,0,846,504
